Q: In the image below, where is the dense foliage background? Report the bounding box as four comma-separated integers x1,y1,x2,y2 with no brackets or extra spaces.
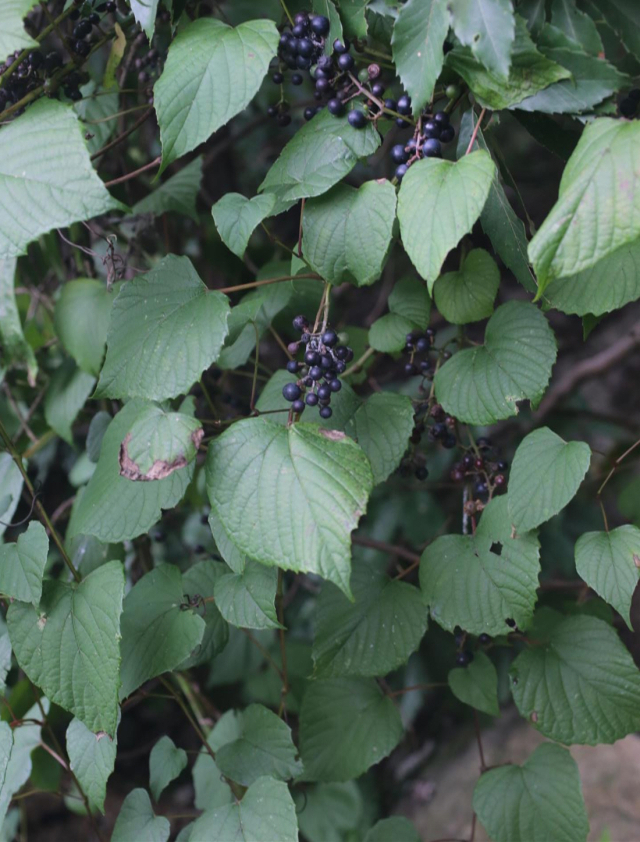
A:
1,0,640,840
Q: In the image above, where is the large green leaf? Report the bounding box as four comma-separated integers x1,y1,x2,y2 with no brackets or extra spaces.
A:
0,1,38,66
154,18,279,171
574,525,640,628
66,717,117,814
255,369,361,429
112,789,170,842
508,427,591,532
365,818,421,842
0,700,46,827
0,453,23,539
529,119,640,293
446,17,571,110
7,561,124,737
212,193,277,260
551,0,603,54
473,743,589,842
0,258,37,384
346,392,414,485
448,650,500,716
391,0,450,114
68,400,194,543
434,302,557,425
515,25,627,114
214,704,302,786
214,562,281,630
0,521,48,605
259,110,380,210
206,418,374,597
509,610,640,744
118,403,203,482
149,736,187,801
44,360,95,445
303,181,397,287
421,497,540,635
458,113,537,294
448,0,516,79
180,559,229,668
595,0,640,62
188,777,298,842
54,279,118,376
299,677,403,781
294,781,362,842
130,0,160,40
132,157,203,223
388,276,431,329
398,152,495,290
544,239,640,316
433,249,500,324
119,564,206,699
95,255,230,401
312,556,427,677
369,313,417,354
0,100,122,260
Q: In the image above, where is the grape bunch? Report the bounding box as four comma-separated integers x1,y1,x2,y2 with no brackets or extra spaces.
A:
282,315,354,418
391,109,456,179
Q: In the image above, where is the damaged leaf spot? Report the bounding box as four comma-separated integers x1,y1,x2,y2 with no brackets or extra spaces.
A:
119,428,204,481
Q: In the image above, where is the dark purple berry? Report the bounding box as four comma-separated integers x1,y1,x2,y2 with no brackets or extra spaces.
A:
423,120,441,139
348,109,366,128
319,406,333,419
310,15,330,36
456,650,474,667
397,94,411,114
395,164,408,180
322,330,338,347
415,465,428,481
286,360,300,374
391,143,408,164
442,434,457,449
283,383,302,402
74,40,91,57
293,315,308,332
272,72,284,84
305,350,320,366
440,124,455,143
479,633,491,645
327,98,344,116
371,81,385,97
277,113,292,127
337,53,354,71
333,39,349,54
309,365,323,380
291,72,303,85
422,138,442,158
317,384,331,401
306,392,319,406
329,379,342,392
304,107,316,121
434,110,449,125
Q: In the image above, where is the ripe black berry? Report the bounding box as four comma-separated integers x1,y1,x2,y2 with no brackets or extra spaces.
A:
319,406,333,419
442,434,457,449
105,1,116,11
297,37,314,57
74,40,91,57
434,111,449,125
73,19,93,39
293,315,309,332
292,399,305,413
321,330,338,347
391,143,408,164
423,138,442,158
415,465,428,481
267,105,278,117
423,120,441,139
306,393,319,406
348,109,366,129
405,362,417,376
305,350,320,366
277,113,292,127
88,12,101,24
416,337,429,353
317,384,331,401
286,360,300,374
327,98,344,116
292,23,308,37
291,72,303,85
333,39,349,54
397,94,412,114
308,365,322,380
506,618,517,628
395,164,408,180
337,53,354,71
272,72,283,84
479,633,491,645
456,650,474,667
310,15,330,36
371,81,385,97
283,383,302,402
329,379,342,392
440,124,455,143
304,107,316,121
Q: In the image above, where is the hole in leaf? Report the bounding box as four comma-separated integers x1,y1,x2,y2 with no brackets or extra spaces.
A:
490,541,503,556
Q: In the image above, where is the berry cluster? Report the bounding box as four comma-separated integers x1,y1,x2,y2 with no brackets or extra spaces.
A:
454,628,492,667
391,110,456,180
448,435,508,497
268,11,331,126
404,327,436,378
282,315,354,418
619,88,640,119
133,48,161,86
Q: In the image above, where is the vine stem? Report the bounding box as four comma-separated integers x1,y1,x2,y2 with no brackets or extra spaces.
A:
279,0,294,25
343,346,375,377
90,107,154,161
276,570,289,719
0,417,81,582
103,156,161,187
217,273,321,295
465,108,487,155
473,709,487,772
83,103,149,125
352,535,420,564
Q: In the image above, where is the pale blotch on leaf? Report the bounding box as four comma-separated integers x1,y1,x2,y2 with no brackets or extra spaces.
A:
118,428,204,481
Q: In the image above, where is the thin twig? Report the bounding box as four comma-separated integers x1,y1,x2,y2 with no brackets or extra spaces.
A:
466,108,487,155
217,273,321,295
104,156,161,187
90,107,154,160
352,535,420,564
